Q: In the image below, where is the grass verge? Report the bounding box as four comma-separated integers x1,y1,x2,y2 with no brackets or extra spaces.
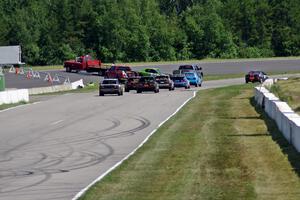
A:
270,77,300,115
79,84,300,200
0,101,27,110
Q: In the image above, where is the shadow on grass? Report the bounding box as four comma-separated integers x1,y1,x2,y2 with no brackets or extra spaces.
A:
250,97,300,177
228,133,269,137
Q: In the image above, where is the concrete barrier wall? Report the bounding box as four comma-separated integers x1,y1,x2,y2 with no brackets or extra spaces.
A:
28,84,73,95
254,81,300,152
0,89,29,105
291,119,300,152
29,79,84,95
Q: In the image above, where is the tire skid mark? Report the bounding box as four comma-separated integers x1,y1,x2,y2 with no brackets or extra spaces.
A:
0,116,150,194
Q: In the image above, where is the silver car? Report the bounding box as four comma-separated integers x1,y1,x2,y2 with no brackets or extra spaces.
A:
99,79,123,96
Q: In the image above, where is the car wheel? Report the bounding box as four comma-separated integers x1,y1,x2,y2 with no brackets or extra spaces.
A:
99,92,104,96
125,88,129,92
199,83,202,87
169,87,172,91
98,70,103,76
66,67,71,72
195,83,198,87
185,86,188,89
137,90,142,93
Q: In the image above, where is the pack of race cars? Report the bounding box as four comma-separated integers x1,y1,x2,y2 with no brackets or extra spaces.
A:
99,64,203,96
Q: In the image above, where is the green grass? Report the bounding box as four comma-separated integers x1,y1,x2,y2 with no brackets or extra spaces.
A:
270,77,300,114
0,101,27,110
80,84,300,200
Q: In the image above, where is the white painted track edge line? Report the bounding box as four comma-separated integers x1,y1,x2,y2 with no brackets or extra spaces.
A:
0,102,41,113
71,91,197,200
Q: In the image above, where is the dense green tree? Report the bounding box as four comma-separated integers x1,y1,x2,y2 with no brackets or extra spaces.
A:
0,0,299,65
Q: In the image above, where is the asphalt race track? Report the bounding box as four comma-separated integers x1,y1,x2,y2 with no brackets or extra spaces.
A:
0,59,299,200
4,58,300,89
0,76,250,200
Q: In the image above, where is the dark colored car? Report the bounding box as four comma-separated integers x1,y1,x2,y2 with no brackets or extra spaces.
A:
136,76,159,93
99,79,123,96
155,75,174,90
178,64,204,77
245,71,268,83
172,75,190,89
125,77,140,92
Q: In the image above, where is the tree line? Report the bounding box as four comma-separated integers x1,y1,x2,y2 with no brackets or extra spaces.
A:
0,0,299,65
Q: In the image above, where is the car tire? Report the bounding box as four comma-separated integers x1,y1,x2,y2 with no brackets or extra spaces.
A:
195,83,198,87
125,88,129,92
169,87,172,91
99,92,104,96
137,90,142,93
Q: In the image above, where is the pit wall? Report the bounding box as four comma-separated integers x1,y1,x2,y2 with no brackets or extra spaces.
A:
0,89,29,105
254,79,300,152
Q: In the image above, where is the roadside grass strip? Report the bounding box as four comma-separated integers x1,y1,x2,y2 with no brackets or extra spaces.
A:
270,77,300,115
0,101,27,111
80,84,300,200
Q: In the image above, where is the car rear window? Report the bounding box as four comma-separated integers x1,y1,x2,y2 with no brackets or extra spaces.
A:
179,65,193,70
172,76,184,80
103,80,117,84
156,76,168,81
185,73,195,77
140,77,154,82
117,66,131,71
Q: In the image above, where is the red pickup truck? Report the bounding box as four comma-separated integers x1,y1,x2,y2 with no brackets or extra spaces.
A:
64,55,109,76
105,65,138,83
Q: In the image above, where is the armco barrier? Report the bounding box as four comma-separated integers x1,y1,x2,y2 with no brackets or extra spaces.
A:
254,81,300,152
0,89,29,105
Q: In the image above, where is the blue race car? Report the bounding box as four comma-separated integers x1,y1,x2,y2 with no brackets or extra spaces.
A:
172,75,190,89
184,72,202,87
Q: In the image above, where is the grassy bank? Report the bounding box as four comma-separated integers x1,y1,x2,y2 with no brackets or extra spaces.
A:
80,84,300,200
0,101,27,111
270,77,300,115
